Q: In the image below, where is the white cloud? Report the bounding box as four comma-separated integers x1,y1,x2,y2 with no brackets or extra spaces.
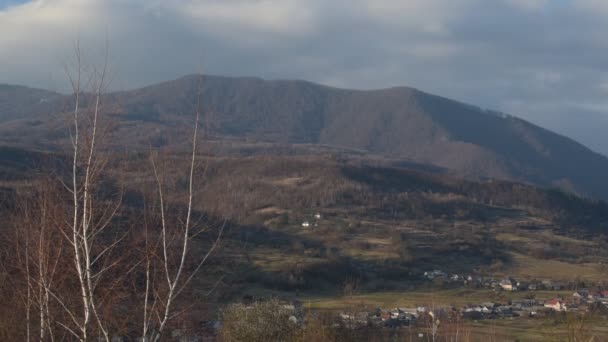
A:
177,0,316,35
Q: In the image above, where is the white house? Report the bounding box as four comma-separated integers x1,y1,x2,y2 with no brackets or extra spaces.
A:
301,221,310,227
499,279,514,291
544,299,567,312
573,290,589,301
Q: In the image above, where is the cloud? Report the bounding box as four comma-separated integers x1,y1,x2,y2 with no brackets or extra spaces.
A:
504,0,549,11
2,0,608,155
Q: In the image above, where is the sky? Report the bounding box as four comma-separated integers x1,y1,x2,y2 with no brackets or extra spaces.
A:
2,0,608,156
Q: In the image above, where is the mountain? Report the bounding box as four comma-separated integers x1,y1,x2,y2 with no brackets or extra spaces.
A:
0,84,62,122
1,74,608,200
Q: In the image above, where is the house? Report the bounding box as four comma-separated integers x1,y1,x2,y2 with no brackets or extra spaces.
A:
516,281,529,291
515,299,537,307
528,284,538,291
511,303,523,311
463,310,483,320
499,279,514,291
398,308,419,318
544,299,567,312
496,306,514,318
339,313,353,320
481,303,495,313
464,305,482,313
314,213,322,219
389,309,400,319
423,270,446,280
573,290,590,302
301,221,310,227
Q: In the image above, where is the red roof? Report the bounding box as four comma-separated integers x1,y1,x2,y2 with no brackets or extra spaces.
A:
600,290,608,297
545,298,561,305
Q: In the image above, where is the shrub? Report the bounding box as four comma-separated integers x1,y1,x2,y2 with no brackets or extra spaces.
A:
218,299,298,342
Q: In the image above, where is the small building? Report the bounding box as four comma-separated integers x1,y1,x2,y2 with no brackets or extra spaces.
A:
573,290,590,301
516,281,529,291
340,313,353,320
301,221,310,227
544,299,567,312
463,309,483,320
500,279,514,291
314,213,322,219
389,309,400,319
424,270,447,280
481,303,495,313
398,308,419,319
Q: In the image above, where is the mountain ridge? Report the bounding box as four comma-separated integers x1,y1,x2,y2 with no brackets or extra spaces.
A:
1,74,608,200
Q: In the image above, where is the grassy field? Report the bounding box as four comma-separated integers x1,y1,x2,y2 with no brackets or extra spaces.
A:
302,288,567,310
500,252,607,281
469,317,608,341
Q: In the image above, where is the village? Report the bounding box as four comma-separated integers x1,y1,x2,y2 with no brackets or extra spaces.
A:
296,213,608,329
331,271,608,330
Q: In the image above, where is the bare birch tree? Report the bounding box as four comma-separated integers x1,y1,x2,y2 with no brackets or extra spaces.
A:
1,43,224,341
7,179,69,341
140,77,224,342
50,40,124,342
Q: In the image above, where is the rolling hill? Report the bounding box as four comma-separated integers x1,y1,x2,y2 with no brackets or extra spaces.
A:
0,84,62,122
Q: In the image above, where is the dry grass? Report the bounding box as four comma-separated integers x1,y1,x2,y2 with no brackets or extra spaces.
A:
496,232,534,243
270,176,304,186
255,206,285,214
500,252,606,281
250,248,324,272
306,289,504,310
470,316,608,341
303,288,587,311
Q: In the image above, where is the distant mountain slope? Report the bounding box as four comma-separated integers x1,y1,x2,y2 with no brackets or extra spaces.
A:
107,75,608,199
0,84,62,122
1,74,608,200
